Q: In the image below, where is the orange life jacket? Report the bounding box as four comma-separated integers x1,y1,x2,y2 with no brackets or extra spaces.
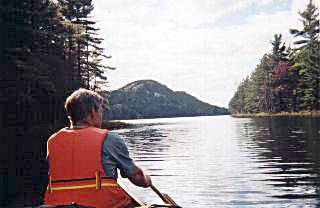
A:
44,127,132,208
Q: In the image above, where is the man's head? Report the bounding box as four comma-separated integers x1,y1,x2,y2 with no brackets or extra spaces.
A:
64,88,106,127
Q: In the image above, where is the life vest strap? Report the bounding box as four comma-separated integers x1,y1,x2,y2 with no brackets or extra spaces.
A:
49,182,118,191
95,170,101,189
47,174,118,192
50,176,112,183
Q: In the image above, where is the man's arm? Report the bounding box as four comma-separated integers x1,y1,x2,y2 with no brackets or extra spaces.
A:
102,132,152,187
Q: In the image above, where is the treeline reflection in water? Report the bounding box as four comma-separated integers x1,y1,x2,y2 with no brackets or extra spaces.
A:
237,117,320,200
114,116,320,207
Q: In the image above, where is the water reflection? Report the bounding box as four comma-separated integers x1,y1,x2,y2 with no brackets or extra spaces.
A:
113,116,320,207
237,117,320,201
118,127,171,157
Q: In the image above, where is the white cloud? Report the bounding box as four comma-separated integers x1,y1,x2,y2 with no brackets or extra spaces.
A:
92,0,311,107
93,0,275,27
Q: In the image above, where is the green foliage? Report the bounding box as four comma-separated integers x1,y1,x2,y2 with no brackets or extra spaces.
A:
58,0,112,91
291,45,320,110
229,1,319,114
289,1,319,50
229,53,277,114
0,0,112,206
229,80,246,113
271,34,287,61
289,1,320,111
1,0,70,206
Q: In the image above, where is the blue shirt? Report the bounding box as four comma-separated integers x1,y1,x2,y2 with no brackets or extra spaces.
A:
102,132,136,179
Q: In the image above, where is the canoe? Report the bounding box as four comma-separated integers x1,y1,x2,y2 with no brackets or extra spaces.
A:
35,188,177,208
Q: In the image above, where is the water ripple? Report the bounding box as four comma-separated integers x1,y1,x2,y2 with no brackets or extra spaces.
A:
114,116,320,208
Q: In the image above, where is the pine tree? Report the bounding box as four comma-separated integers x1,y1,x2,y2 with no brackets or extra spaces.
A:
229,1,319,114
242,77,259,113
1,0,113,205
0,0,72,206
290,0,320,111
254,54,275,112
270,34,291,112
58,0,112,90
228,35,289,114
271,34,287,61
229,79,246,114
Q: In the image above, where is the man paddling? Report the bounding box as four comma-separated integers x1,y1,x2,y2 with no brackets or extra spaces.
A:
44,88,152,208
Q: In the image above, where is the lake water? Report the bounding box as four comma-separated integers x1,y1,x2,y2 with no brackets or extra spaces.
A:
113,116,320,208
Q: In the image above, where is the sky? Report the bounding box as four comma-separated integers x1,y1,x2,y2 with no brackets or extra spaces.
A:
91,0,316,108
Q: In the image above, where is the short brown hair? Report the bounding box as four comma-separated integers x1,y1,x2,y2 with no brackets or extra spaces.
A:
64,88,106,124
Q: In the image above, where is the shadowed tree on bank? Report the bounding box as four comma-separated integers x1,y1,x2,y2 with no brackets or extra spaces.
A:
0,0,112,206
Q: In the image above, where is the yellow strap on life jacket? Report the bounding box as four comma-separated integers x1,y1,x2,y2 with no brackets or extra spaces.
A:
48,170,118,191
49,182,118,191
95,170,101,189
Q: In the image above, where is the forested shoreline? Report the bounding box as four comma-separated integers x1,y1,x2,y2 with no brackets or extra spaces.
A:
228,2,319,115
0,0,111,206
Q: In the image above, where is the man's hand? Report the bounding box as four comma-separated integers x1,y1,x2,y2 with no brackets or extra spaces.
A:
128,166,152,188
143,174,152,187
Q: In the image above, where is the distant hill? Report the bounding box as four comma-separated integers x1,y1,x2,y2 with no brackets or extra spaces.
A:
104,80,229,120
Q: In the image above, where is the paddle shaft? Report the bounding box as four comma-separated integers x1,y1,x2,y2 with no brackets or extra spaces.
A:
151,185,168,203
150,184,181,207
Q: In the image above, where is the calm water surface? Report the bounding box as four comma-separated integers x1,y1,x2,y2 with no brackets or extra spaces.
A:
113,116,320,208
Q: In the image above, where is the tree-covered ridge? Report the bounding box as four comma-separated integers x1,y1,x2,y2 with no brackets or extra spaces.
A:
0,0,111,206
228,1,319,114
105,80,229,120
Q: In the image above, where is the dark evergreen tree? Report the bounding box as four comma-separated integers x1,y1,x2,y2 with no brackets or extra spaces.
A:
254,54,276,112
58,0,112,90
270,34,291,112
271,60,291,112
271,34,287,61
290,0,320,110
228,83,245,114
1,0,111,206
1,0,73,206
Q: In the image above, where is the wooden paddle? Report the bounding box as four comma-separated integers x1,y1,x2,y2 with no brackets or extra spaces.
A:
150,184,182,208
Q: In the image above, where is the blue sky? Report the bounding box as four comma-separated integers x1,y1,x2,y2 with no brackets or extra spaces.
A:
92,0,314,107
213,0,292,28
